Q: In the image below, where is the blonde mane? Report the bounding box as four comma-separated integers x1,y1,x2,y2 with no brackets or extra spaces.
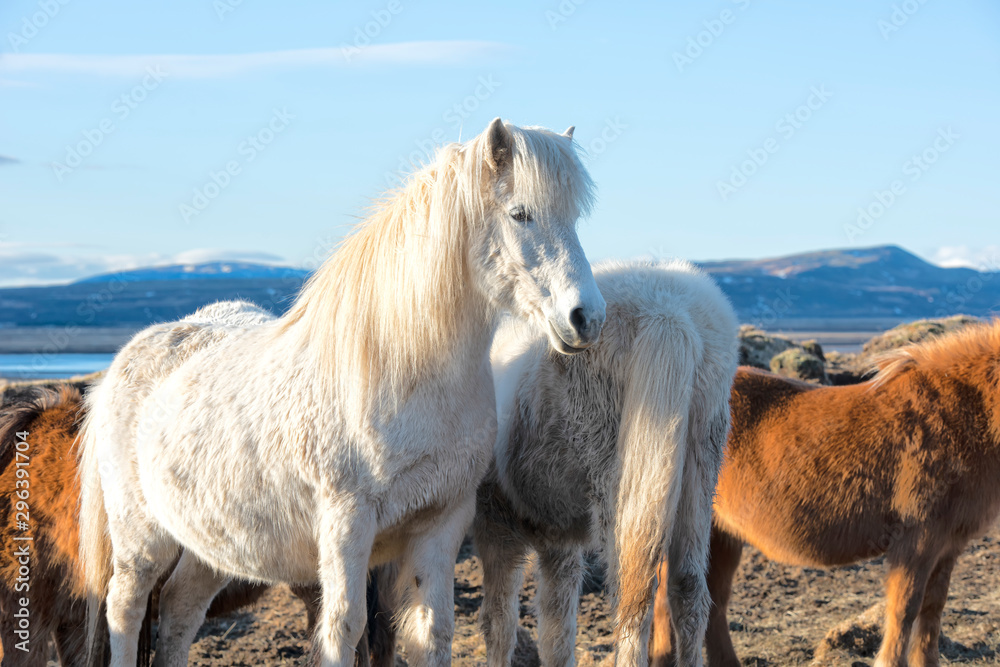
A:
868,317,1000,388
282,123,595,409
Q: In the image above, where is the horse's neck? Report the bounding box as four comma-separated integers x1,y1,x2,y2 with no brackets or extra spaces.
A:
280,266,496,401
420,293,497,376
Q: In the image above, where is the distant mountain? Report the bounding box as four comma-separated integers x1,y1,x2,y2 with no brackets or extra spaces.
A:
0,265,309,328
0,246,997,329
700,245,943,280
698,245,998,324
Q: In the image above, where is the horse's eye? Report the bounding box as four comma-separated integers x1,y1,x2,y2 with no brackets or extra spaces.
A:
510,208,533,223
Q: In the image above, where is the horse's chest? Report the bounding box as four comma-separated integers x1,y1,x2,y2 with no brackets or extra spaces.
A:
366,391,497,530
499,407,614,544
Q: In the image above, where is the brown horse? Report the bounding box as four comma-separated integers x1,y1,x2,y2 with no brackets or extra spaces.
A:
652,320,1000,667
1,385,95,666
0,385,392,667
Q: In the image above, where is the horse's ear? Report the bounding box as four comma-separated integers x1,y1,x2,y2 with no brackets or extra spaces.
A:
485,117,512,173
563,125,575,139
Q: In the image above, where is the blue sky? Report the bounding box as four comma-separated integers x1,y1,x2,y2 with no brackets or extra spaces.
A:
1,0,998,286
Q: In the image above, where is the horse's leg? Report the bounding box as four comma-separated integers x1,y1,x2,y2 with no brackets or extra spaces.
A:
394,498,474,667
366,564,399,667
535,544,584,667
106,551,174,667
704,528,744,667
0,599,50,667
474,494,530,667
355,621,371,667
152,550,232,667
649,526,745,667
316,502,377,667
289,582,322,636
908,554,957,667
664,425,725,667
874,546,938,667
54,599,92,667
650,558,674,667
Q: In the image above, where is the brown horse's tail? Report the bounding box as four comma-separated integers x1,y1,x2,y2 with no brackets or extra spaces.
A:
78,382,114,665
611,316,697,639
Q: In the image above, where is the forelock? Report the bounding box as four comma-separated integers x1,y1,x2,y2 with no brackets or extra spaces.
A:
506,125,596,220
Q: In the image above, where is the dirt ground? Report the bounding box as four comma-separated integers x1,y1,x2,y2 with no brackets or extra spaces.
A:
182,525,1000,667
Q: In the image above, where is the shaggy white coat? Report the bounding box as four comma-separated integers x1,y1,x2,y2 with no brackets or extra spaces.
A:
78,119,604,667
478,259,739,667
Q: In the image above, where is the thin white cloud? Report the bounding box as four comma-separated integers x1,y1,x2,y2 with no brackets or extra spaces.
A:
0,78,38,87
933,245,1000,272
171,248,286,265
0,248,291,287
0,41,514,78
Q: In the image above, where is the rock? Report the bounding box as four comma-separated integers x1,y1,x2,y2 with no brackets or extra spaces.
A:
862,315,980,356
738,325,798,369
824,351,867,386
812,602,885,666
800,339,825,362
769,348,828,383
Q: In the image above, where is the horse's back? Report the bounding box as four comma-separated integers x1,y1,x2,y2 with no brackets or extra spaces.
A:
86,300,276,430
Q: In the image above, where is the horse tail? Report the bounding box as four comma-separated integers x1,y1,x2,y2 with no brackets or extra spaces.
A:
611,315,697,639
78,382,114,664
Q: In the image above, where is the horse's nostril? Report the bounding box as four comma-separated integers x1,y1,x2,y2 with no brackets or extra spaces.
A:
570,307,586,334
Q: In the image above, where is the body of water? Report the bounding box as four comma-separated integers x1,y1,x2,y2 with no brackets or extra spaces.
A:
0,353,115,380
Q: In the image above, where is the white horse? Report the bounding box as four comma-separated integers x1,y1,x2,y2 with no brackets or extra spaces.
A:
79,118,606,667
476,259,739,667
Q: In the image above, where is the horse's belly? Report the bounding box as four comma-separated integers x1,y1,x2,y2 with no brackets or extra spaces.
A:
716,504,886,568
138,456,321,583
498,458,595,545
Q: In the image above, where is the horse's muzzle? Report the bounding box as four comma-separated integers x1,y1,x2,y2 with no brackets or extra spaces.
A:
548,305,605,355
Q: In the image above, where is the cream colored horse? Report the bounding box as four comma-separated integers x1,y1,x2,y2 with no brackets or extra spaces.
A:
478,259,739,667
79,119,605,667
